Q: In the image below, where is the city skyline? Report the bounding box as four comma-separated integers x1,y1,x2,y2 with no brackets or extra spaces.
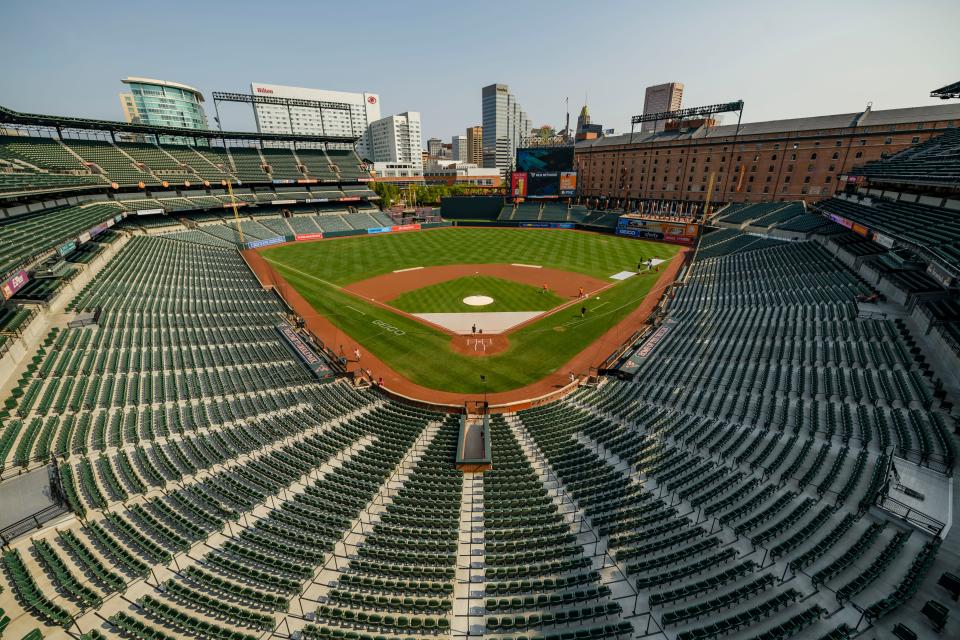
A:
0,0,958,148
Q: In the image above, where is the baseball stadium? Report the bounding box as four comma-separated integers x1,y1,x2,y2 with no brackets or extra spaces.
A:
1,75,960,640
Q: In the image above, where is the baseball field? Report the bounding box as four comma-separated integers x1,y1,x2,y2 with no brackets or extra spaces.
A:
259,227,681,393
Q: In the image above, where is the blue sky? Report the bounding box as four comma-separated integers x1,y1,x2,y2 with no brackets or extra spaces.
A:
1,0,958,147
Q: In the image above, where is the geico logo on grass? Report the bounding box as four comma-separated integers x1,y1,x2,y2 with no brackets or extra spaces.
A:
373,320,405,335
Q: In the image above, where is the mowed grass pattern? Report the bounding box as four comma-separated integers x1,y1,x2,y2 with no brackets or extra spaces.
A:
262,227,677,283
263,229,681,392
389,276,566,313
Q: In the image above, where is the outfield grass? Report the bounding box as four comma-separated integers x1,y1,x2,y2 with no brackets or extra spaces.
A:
263,228,681,393
389,276,566,313
261,227,677,282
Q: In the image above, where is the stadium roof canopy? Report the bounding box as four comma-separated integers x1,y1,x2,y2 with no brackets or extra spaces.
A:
0,104,359,144
578,103,960,149
931,80,960,100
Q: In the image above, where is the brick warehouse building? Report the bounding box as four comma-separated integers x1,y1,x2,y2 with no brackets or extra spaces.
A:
574,103,960,206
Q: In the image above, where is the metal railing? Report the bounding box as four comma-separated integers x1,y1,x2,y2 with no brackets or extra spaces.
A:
874,492,945,538
0,502,69,547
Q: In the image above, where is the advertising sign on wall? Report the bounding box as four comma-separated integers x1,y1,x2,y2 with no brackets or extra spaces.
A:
873,232,895,248
295,233,324,242
616,216,698,244
1,271,29,300
246,236,286,249
559,172,578,196
511,172,528,198
827,213,853,229
520,222,575,229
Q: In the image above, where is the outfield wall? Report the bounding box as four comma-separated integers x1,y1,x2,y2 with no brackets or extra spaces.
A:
451,219,618,235
243,221,452,249
439,196,504,220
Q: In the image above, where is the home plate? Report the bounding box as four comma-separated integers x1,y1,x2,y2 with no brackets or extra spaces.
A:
610,271,636,281
414,312,541,334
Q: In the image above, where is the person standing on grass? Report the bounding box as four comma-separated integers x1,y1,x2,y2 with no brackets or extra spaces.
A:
542,283,548,294
581,306,586,318
637,260,643,273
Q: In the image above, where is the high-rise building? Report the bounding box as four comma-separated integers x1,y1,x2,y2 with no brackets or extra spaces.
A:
641,82,684,133
466,126,483,165
451,135,467,162
426,137,443,158
120,77,208,129
481,83,531,175
368,112,423,169
249,82,380,158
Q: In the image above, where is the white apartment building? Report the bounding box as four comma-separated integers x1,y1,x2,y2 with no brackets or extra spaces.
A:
368,112,423,169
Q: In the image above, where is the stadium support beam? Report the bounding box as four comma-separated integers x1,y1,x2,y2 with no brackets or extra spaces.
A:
629,100,744,143
0,104,358,146
211,92,352,111
211,92,356,144
930,81,960,100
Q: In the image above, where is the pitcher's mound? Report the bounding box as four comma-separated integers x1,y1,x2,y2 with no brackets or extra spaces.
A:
463,295,494,306
451,334,509,356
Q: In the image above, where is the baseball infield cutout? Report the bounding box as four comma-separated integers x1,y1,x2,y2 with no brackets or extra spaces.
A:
463,295,494,307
